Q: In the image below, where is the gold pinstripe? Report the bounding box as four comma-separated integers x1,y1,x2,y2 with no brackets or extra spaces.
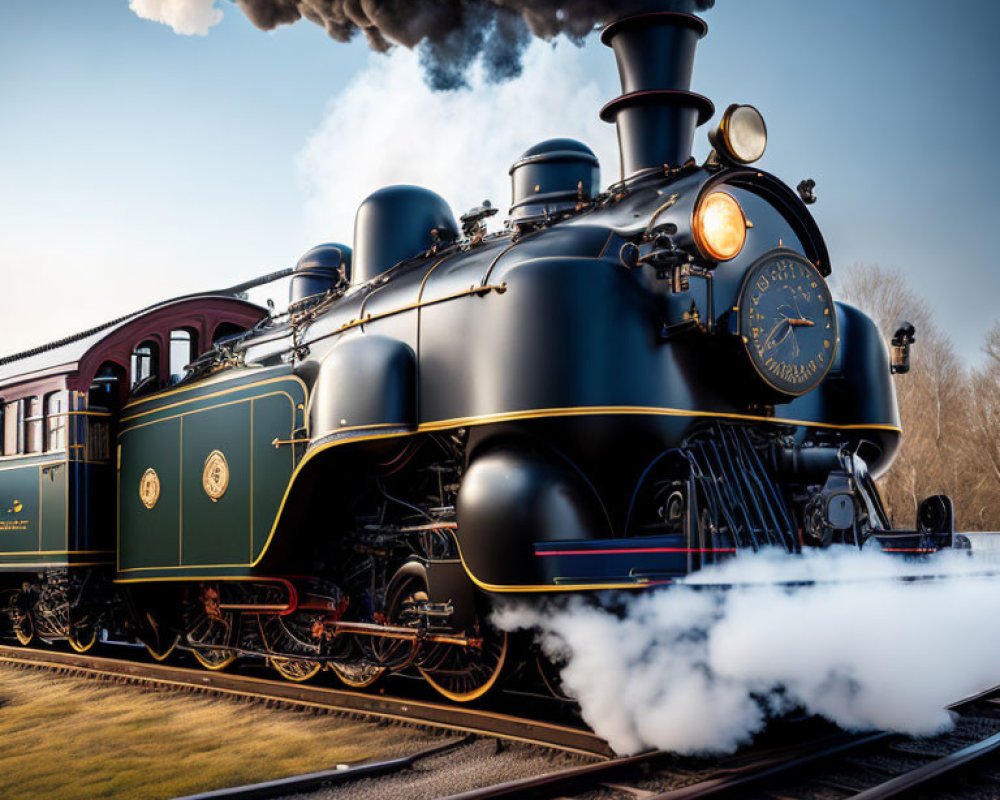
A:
0,561,113,569
119,392,295,434
332,284,506,336
121,373,308,420
114,404,898,577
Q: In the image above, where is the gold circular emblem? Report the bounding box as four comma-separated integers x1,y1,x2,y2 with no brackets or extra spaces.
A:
202,450,229,502
139,469,160,510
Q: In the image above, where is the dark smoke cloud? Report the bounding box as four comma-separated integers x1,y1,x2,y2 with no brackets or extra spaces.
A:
234,0,715,90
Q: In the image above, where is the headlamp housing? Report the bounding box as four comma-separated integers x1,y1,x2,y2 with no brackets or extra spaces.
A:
693,191,747,262
710,104,767,165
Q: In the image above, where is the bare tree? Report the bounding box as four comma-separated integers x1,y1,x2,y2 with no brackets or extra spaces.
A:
967,322,1000,528
836,264,991,530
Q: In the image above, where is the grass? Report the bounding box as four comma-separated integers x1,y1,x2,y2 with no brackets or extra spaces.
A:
0,664,443,800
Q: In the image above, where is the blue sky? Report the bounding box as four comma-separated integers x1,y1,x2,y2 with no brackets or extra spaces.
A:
1,0,998,364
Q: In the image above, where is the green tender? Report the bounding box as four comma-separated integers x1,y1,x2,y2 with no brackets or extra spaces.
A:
117,367,306,580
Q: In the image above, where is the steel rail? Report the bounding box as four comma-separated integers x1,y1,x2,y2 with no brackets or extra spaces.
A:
172,736,470,800
628,685,1000,800
430,750,665,800
436,732,887,800
646,732,891,799
433,678,1000,800
0,645,612,758
637,685,1000,800
845,729,1000,800
949,684,1000,708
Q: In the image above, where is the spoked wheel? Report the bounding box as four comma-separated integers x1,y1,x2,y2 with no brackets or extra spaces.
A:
67,611,98,654
144,637,179,662
329,658,385,689
260,613,323,683
271,657,322,682
535,651,571,700
418,626,508,703
186,587,237,671
388,569,508,703
13,610,33,646
187,612,236,670
138,611,180,662
369,571,424,674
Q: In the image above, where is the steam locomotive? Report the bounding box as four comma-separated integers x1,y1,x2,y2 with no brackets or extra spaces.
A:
0,9,965,701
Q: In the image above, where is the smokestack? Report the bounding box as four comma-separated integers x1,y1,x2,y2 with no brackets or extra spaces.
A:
600,12,714,181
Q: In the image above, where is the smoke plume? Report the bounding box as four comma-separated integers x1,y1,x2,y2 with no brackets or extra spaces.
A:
297,41,620,244
495,545,1000,755
234,0,716,89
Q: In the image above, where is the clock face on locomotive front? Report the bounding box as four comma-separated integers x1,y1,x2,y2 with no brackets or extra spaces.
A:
738,250,838,396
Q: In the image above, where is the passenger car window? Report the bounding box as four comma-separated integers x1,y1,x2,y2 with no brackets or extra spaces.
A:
45,391,67,452
25,397,42,454
4,400,21,454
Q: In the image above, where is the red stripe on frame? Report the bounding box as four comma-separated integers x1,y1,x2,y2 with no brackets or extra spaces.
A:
535,547,737,556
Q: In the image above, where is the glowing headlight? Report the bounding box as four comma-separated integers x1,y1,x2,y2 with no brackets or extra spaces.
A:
715,104,767,165
693,191,746,262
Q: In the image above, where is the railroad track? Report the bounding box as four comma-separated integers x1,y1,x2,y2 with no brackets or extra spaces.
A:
172,737,476,800
0,644,611,758
156,695,1000,800
7,643,1000,800
422,686,1000,800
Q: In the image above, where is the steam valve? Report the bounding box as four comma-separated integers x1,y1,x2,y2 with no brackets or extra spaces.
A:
460,200,498,242
671,265,691,293
797,179,817,205
619,242,640,269
890,321,916,374
644,233,690,291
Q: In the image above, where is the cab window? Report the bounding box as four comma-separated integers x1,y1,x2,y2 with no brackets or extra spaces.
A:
169,328,196,385
212,322,244,345
89,362,126,413
130,340,159,391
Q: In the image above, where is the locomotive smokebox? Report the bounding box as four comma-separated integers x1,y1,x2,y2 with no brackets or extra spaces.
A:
600,11,714,180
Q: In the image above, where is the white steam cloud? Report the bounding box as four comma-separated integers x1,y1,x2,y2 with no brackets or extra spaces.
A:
128,0,223,36
496,546,1000,755
296,39,619,243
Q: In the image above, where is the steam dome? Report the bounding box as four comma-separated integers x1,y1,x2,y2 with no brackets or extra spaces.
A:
508,139,600,220
289,243,351,309
353,186,458,285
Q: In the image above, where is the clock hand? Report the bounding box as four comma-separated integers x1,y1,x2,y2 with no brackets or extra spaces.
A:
763,319,792,351
776,303,795,320
787,286,816,322
786,318,815,327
